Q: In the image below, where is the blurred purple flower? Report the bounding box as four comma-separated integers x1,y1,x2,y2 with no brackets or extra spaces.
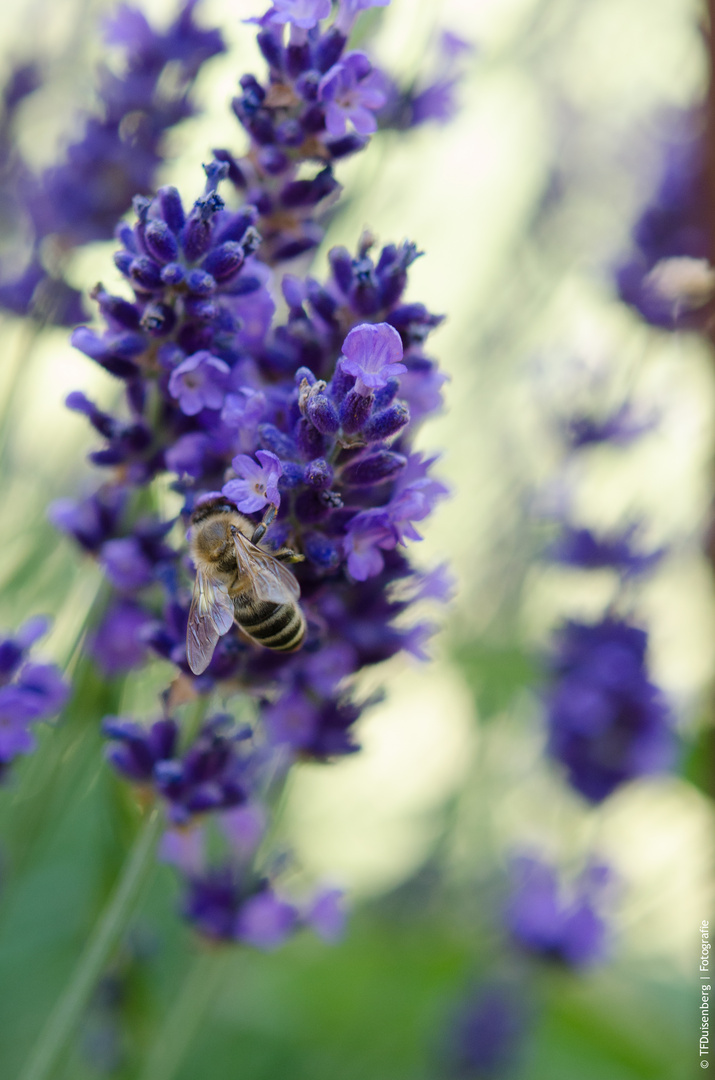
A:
268,0,332,29
446,983,523,1078
548,524,665,578
506,854,613,968
235,891,298,950
169,351,230,415
319,54,387,138
546,618,676,802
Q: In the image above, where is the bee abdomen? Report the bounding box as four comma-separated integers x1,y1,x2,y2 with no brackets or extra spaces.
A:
234,598,305,652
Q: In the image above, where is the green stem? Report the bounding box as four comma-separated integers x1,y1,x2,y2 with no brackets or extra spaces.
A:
16,807,163,1080
136,949,231,1080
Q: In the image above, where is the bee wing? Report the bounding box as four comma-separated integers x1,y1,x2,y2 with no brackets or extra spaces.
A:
186,569,235,675
232,530,301,605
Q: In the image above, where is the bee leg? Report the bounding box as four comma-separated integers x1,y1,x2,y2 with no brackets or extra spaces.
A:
273,548,305,564
250,503,277,545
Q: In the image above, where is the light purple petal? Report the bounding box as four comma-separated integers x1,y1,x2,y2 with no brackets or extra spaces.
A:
324,102,348,138
159,827,206,874
307,887,346,943
222,480,267,514
235,892,297,950
347,106,378,136
231,453,264,481
340,322,406,394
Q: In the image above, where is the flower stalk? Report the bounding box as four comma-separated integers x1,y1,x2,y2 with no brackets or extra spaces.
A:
17,806,162,1080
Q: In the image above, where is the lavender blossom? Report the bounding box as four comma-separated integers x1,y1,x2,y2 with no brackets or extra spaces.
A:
319,53,387,138
547,524,665,578
378,30,475,131
52,0,450,945
0,0,225,325
222,451,283,512
505,855,613,968
445,983,523,1078
0,618,69,779
615,112,714,330
546,618,676,802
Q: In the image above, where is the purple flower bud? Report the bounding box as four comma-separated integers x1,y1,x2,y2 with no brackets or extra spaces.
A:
202,242,246,282
306,388,340,435
364,401,409,442
185,269,216,296
304,458,333,488
339,388,373,433
113,251,134,276
257,28,284,71
373,377,400,411
158,186,185,233
547,618,675,802
258,423,297,459
129,256,163,291
144,220,179,264
296,417,326,459
92,287,140,330
275,118,304,146
303,531,341,568
182,193,224,262
314,27,347,73
341,450,407,487
259,146,290,175
160,262,185,286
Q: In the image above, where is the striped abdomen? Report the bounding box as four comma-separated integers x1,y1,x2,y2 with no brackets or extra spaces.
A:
232,593,305,652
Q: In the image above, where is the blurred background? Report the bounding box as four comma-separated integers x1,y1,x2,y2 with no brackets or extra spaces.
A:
0,0,712,1077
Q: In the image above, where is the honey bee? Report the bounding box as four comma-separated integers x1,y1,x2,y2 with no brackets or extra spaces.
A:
186,496,306,675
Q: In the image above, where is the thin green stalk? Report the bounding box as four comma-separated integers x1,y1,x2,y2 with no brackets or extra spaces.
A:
16,807,163,1080
136,949,231,1080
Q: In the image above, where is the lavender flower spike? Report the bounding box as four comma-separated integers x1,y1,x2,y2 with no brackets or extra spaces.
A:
546,617,675,802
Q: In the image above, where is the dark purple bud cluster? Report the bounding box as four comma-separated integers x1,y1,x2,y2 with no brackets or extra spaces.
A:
103,709,346,947
177,863,344,948
0,0,225,325
0,617,70,782
103,714,252,824
546,618,675,802
546,523,665,578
